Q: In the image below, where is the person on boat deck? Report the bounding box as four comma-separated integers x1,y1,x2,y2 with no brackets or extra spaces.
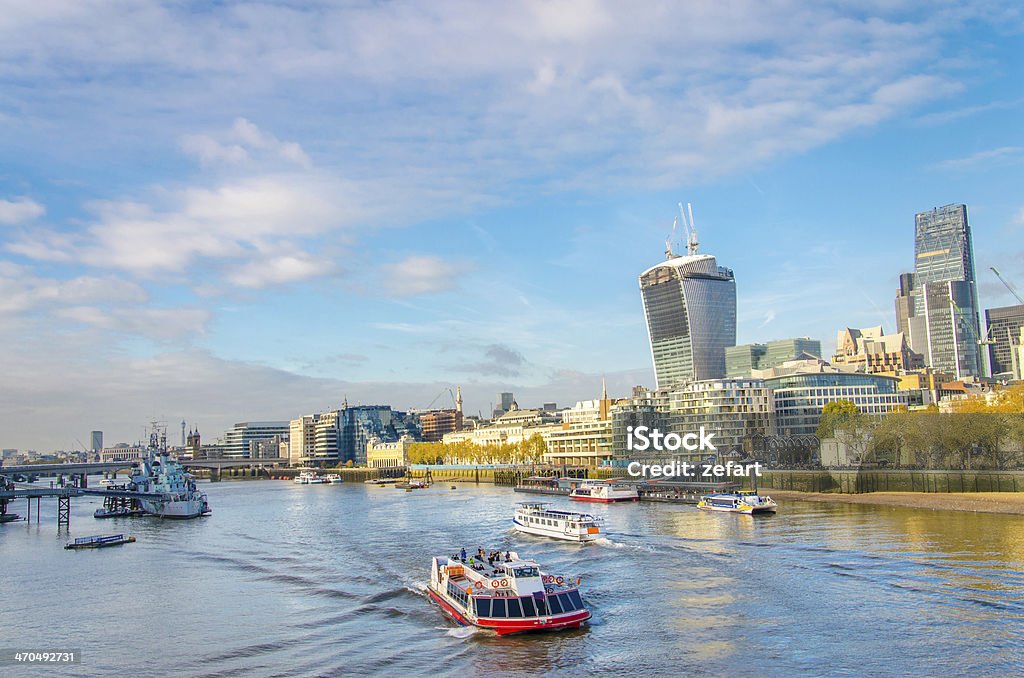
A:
477,547,485,559
504,551,511,562
460,547,467,561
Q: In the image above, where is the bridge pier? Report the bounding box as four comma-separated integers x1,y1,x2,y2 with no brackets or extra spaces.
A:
57,494,70,529
79,473,88,489
210,468,221,482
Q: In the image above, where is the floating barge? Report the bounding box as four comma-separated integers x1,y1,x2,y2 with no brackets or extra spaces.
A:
65,534,136,550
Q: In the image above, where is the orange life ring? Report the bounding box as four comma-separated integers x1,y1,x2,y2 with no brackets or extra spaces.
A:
555,576,564,585
542,575,552,584
500,578,509,587
490,580,500,588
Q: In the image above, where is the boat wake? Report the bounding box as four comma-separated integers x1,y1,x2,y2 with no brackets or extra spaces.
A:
443,626,481,639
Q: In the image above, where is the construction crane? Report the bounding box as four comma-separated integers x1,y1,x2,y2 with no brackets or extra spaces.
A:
991,267,1024,305
425,387,457,410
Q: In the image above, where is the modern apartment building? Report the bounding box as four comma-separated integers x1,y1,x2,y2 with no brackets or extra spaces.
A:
609,379,774,465
220,421,289,460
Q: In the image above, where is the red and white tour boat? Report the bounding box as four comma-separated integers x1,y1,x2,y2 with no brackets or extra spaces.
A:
428,550,591,635
569,479,639,503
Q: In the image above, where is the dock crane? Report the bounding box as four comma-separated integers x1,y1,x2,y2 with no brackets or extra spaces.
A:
990,267,1024,305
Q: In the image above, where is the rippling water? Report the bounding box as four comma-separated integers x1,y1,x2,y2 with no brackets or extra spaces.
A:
2,481,1023,676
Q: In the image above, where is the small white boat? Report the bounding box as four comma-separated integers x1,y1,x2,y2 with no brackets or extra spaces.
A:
324,474,344,484
513,502,602,542
294,471,327,485
697,491,777,514
569,479,638,503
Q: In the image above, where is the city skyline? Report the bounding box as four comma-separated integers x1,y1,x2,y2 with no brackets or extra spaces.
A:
2,2,1024,449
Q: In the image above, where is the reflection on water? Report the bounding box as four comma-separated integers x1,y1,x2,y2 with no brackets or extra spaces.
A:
1,481,1023,676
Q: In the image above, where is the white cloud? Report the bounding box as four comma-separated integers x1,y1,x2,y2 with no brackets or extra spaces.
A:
180,118,312,168
54,305,210,340
935,146,1024,171
0,197,45,224
226,252,336,289
379,255,474,297
0,269,147,315
10,174,365,280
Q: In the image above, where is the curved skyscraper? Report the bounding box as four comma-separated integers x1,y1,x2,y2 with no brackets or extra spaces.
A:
639,252,737,388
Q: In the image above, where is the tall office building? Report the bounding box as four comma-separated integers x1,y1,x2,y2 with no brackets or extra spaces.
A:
640,251,736,387
893,204,982,379
90,430,103,454
985,305,1024,377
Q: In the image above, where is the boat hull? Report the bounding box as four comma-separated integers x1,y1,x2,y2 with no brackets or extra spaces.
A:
513,521,599,543
140,498,210,519
698,504,777,514
569,495,637,503
427,589,590,635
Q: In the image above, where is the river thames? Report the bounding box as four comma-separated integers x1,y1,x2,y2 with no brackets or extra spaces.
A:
2,481,1023,676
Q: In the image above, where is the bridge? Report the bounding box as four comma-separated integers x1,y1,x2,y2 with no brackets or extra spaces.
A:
0,483,165,529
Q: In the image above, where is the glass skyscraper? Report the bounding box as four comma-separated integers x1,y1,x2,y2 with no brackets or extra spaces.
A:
985,304,1024,377
894,204,982,378
639,253,736,388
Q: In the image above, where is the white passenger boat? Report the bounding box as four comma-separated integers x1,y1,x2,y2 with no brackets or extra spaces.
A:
294,471,327,485
569,479,639,503
323,474,344,484
127,428,211,519
697,490,777,514
513,502,602,542
428,550,591,635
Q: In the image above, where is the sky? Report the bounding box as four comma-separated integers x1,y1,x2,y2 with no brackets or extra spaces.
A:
1,1,1023,451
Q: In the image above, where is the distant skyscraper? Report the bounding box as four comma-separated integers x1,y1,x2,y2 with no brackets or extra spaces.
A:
640,249,736,388
894,204,981,379
985,305,1024,377
90,430,103,453
725,338,821,378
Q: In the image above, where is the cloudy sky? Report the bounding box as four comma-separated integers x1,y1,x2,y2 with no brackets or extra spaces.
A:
2,1,1023,450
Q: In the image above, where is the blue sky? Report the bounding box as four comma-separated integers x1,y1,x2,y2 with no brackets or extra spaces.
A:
1,1,1022,450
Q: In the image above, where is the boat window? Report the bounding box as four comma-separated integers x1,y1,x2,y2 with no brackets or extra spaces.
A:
520,596,537,617
491,599,507,618
535,596,548,616
475,598,492,618
557,593,575,611
547,594,563,615
513,567,539,578
567,590,584,610
507,598,523,618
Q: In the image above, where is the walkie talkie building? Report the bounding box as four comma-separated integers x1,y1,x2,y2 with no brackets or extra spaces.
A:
639,253,736,388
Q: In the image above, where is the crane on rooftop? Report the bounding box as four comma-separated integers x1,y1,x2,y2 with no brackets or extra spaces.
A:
990,266,1024,305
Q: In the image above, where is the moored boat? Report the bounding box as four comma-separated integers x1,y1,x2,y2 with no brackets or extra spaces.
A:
65,534,136,549
513,502,602,542
569,479,638,503
294,471,327,485
428,550,590,635
323,474,344,484
697,490,777,514
128,427,211,519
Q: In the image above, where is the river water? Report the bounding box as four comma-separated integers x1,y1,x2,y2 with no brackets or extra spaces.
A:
2,481,1023,677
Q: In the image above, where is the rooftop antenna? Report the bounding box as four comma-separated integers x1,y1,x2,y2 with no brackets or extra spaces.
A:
678,202,699,255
